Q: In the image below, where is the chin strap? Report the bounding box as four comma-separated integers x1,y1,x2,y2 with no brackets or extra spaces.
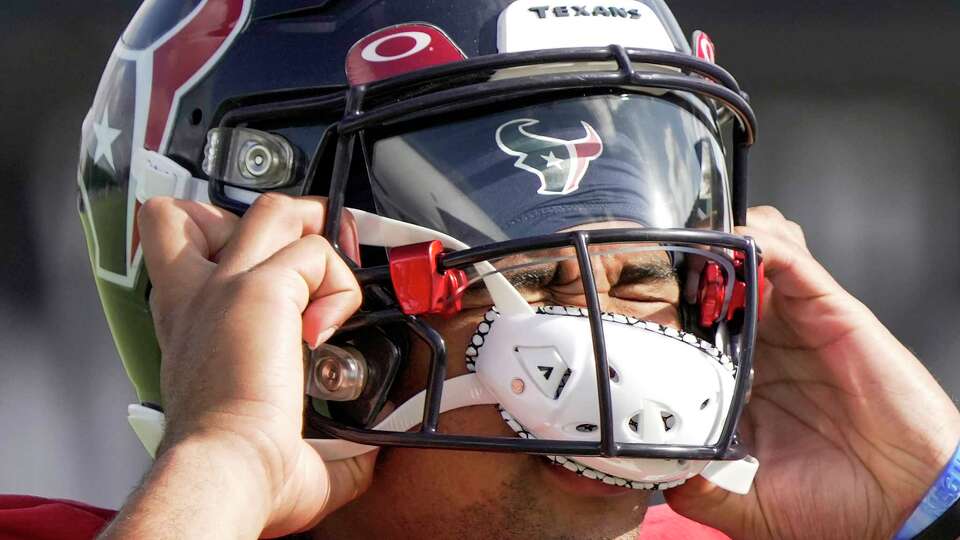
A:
127,373,497,460
127,404,165,459
306,373,498,460
699,455,759,495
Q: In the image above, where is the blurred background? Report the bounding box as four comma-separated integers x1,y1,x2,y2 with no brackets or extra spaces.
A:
1,0,958,509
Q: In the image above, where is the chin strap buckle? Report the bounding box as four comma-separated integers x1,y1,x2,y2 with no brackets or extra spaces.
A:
389,240,468,316
698,251,765,327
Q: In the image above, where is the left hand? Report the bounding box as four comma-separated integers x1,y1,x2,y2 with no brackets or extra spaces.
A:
665,206,960,539
102,194,371,539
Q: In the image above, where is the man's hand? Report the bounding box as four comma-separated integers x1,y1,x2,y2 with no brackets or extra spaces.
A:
101,194,371,539
665,206,960,539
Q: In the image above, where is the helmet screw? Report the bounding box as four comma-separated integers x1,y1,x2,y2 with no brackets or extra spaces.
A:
511,378,525,394
319,358,343,392
304,344,367,401
241,142,272,177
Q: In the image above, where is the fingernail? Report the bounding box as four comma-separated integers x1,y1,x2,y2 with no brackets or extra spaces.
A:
310,326,338,349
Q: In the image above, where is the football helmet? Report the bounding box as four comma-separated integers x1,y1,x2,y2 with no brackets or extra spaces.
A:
79,0,761,493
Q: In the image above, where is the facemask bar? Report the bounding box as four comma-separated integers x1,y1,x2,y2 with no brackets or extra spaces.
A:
200,44,759,461
305,227,759,462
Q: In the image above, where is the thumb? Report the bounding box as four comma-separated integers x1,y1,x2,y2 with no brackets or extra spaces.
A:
313,399,396,517
664,476,765,539
261,443,379,538
321,448,380,516
271,401,396,536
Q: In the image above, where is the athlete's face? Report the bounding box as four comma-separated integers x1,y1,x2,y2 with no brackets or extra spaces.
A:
319,222,683,538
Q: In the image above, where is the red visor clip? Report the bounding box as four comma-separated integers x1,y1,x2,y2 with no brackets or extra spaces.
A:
698,252,765,327
388,241,468,317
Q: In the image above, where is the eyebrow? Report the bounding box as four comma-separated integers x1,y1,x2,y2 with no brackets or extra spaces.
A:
505,265,557,290
480,257,678,291
617,260,678,286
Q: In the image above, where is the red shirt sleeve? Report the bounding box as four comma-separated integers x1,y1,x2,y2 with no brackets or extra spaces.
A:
637,504,730,540
0,495,116,540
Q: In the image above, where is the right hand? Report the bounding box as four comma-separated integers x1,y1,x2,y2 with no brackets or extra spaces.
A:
666,206,960,539
138,194,371,538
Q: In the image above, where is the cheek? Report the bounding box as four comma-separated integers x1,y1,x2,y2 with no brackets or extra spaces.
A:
423,310,489,378
440,401,514,437
607,299,681,329
390,311,487,403
375,407,536,496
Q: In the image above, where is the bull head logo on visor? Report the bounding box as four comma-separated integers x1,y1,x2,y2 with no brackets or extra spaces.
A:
495,118,603,195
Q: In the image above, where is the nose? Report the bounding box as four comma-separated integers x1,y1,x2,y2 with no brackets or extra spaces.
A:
547,255,679,325
549,257,614,308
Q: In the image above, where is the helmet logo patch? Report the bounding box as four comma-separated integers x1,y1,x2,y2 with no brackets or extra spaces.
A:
347,23,467,85
692,30,716,64
360,31,433,62
495,118,603,195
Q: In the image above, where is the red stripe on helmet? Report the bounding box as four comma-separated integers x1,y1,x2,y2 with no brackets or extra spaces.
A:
144,0,245,151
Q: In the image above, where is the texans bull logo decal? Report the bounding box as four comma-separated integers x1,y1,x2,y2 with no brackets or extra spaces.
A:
495,118,603,195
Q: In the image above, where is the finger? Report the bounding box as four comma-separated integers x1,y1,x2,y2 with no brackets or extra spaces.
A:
664,475,759,538
783,220,808,251
139,196,239,298
746,206,809,252
321,450,379,515
682,251,709,304
216,194,360,276
262,444,378,538
252,234,362,348
300,401,395,527
735,223,840,301
744,204,785,223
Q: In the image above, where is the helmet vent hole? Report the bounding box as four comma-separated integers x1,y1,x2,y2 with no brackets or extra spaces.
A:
700,398,710,410
190,108,203,126
661,412,676,431
576,423,598,433
553,368,572,399
628,408,678,435
608,366,620,383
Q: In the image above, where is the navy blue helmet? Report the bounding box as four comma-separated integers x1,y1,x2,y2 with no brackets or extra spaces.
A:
80,0,763,493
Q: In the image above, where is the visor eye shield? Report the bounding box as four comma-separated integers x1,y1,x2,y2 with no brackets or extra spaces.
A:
195,47,761,492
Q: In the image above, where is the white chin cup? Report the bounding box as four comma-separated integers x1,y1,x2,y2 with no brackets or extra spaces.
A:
468,306,757,492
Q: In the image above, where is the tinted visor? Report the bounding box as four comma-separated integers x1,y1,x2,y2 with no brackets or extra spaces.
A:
369,93,730,247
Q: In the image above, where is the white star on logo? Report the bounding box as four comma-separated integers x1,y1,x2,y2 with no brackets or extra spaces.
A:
92,109,122,172
541,151,564,170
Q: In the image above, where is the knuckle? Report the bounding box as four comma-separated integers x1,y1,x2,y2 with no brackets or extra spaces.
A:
751,205,786,221
303,233,332,251
231,269,276,297
231,268,303,305
251,191,293,213
300,194,330,207
786,219,805,236
138,196,176,227
346,285,363,311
